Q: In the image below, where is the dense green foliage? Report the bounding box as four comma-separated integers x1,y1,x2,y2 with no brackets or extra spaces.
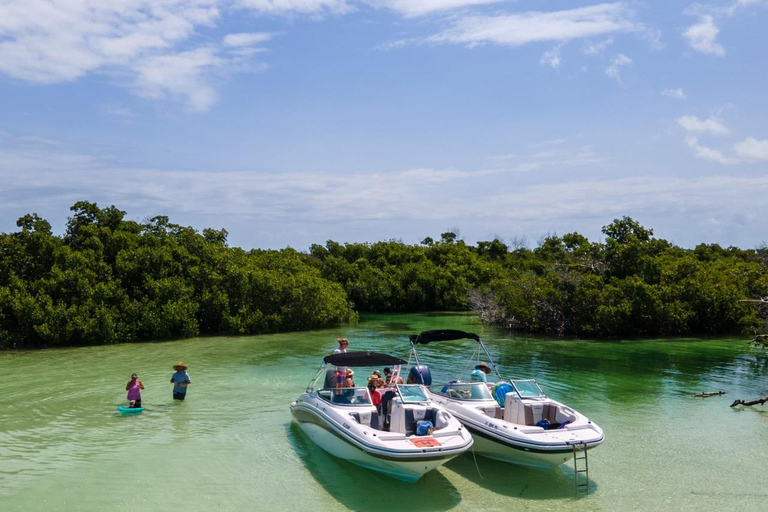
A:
2,204,766,348
0,203,356,348
309,219,768,338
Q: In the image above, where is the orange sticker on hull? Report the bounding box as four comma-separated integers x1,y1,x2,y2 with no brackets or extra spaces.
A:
409,438,441,448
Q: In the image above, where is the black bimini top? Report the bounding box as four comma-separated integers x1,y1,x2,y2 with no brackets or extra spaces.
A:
408,329,480,345
323,351,408,367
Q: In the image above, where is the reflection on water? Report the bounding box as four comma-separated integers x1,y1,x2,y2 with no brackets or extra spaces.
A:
1,313,767,511
287,422,462,511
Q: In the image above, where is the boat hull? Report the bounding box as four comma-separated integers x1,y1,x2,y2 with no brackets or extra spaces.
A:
294,419,454,482
464,423,599,469
291,402,469,482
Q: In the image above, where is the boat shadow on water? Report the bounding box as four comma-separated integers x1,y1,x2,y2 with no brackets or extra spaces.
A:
443,451,599,500
286,422,463,511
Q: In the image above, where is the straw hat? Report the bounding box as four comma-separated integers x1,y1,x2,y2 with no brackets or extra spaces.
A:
475,362,491,373
173,362,188,371
337,337,348,345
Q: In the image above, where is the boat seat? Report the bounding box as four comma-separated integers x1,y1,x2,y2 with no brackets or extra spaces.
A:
522,403,567,426
370,412,381,430
323,369,339,389
404,407,437,436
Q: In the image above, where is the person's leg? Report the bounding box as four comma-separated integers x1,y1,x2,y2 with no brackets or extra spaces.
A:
134,399,142,408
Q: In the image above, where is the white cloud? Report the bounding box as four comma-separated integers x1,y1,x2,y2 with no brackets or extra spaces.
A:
371,0,504,17
4,135,768,248
223,33,274,47
683,15,725,56
583,37,613,54
662,88,687,99
605,53,631,82
540,45,562,68
0,1,291,111
234,0,351,14
685,136,740,165
676,115,729,135
427,3,638,47
735,137,768,160
131,48,226,112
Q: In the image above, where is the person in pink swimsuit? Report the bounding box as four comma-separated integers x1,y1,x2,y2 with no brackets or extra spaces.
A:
126,373,145,408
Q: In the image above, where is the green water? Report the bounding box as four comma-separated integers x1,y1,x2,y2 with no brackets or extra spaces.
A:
2,313,767,511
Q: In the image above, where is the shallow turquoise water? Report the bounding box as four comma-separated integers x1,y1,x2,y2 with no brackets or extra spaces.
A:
2,313,767,511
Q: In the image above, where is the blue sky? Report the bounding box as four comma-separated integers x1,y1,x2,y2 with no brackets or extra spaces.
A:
1,0,767,250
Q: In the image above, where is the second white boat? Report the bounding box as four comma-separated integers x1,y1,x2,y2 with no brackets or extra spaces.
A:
407,329,604,469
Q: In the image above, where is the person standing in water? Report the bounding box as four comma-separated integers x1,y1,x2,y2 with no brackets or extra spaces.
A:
170,362,191,400
126,373,145,408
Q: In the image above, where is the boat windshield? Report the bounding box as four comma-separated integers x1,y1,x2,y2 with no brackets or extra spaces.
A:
397,385,430,403
511,379,545,398
431,382,493,401
318,387,372,406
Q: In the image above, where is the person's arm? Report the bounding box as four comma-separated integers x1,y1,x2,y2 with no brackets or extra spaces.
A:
170,376,175,383
138,380,145,389
126,381,131,390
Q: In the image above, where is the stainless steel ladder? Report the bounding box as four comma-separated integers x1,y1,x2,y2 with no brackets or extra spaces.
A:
571,442,589,496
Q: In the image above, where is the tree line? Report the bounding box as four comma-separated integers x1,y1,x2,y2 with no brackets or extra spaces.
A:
1,202,766,348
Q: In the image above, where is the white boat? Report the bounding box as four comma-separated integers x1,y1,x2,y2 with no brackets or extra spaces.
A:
290,350,474,482
407,330,604,469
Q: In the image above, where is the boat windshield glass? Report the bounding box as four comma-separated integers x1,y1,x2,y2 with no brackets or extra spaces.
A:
397,385,429,403
318,387,372,406
511,379,545,398
431,382,493,401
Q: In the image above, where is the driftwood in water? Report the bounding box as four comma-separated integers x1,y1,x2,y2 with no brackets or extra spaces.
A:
730,396,768,407
750,334,768,348
694,391,725,397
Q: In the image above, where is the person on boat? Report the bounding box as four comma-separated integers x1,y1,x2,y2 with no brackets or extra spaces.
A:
383,367,392,384
170,362,191,400
470,362,492,383
126,373,144,408
368,377,382,409
345,368,355,387
333,338,348,389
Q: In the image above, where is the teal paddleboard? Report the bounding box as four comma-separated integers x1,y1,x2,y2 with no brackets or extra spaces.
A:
117,406,145,414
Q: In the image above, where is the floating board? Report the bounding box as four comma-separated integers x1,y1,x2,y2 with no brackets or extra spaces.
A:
117,406,145,414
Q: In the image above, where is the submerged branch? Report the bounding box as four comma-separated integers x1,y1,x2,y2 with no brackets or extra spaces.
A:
730,396,768,407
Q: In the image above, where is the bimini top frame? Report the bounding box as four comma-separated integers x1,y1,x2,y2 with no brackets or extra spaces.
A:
407,329,503,381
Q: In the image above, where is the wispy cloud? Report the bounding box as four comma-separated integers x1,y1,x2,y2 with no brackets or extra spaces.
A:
540,45,563,69
583,37,613,54
685,136,740,164
0,2,285,111
234,0,352,14
735,137,768,160
605,53,631,82
676,115,729,135
3,136,768,248
662,88,687,99
427,3,638,47
370,0,505,17
683,15,725,56
223,32,274,47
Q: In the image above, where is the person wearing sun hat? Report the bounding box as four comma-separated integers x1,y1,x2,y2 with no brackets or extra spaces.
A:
170,362,191,400
470,362,492,383
125,373,145,408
